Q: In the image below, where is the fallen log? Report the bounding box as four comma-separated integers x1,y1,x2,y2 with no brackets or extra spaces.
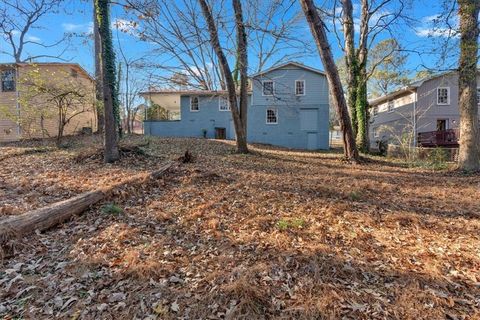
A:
0,161,175,245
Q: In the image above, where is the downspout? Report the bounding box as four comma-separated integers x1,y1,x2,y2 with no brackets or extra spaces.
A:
15,64,21,138
412,89,417,148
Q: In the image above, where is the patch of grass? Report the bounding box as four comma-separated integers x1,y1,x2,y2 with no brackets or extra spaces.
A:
101,203,123,215
348,191,361,201
277,218,306,231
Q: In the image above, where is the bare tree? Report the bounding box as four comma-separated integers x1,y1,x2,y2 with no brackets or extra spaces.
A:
300,0,359,162
0,0,69,62
199,0,249,153
457,0,480,171
95,0,120,163
94,6,105,134
335,0,410,152
122,0,310,90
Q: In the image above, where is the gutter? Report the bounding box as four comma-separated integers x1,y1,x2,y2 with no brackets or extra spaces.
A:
15,64,21,137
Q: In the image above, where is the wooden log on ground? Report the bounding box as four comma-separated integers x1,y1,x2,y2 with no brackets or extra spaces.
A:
0,161,175,244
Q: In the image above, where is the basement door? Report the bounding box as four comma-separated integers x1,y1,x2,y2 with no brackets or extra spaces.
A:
300,109,319,150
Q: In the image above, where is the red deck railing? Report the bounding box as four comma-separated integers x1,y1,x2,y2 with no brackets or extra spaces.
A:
418,129,460,147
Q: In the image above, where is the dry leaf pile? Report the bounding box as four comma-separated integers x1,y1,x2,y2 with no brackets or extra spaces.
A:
1,135,479,319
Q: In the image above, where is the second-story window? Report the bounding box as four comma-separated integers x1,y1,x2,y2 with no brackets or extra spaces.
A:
387,101,394,112
437,87,450,105
219,96,230,111
373,106,379,116
262,80,274,96
476,88,480,105
190,96,199,111
295,80,305,95
1,69,16,92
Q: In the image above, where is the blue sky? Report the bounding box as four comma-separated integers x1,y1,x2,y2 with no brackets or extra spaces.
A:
0,0,458,81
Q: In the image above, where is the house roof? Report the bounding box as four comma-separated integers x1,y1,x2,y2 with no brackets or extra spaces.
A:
0,62,94,81
369,70,456,106
250,61,326,78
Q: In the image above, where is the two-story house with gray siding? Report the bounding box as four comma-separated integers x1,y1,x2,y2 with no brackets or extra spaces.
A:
369,71,480,148
142,62,330,150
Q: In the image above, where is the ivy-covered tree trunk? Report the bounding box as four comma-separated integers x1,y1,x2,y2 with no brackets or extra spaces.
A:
457,0,480,171
95,0,119,163
355,68,370,152
93,6,104,134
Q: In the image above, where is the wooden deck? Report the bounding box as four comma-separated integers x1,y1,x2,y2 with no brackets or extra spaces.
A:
418,129,459,148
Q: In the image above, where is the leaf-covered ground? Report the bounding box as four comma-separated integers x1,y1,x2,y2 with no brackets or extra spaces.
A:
1,135,479,319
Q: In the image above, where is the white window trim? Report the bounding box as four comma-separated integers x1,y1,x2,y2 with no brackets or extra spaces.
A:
218,96,231,111
295,80,306,96
266,108,278,124
373,127,379,138
437,87,450,105
190,96,199,112
387,101,394,113
476,87,480,105
373,106,379,117
262,80,274,96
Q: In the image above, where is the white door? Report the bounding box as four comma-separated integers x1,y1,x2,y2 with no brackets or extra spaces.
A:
307,133,317,150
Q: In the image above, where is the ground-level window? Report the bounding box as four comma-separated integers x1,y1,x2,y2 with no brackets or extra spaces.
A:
1,69,15,92
437,87,450,105
295,80,305,95
373,106,379,116
266,108,278,124
219,96,230,111
190,96,199,111
373,127,379,138
387,101,394,112
262,80,274,96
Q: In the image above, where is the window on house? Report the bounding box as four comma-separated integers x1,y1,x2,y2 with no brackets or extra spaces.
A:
262,80,274,96
477,88,480,105
387,101,394,112
266,108,278,124
373,106,379,116
437,87,450,105
373,127,379,138
219,96,230,111
295,80,305,95
1,69,15,92
190,96,199,111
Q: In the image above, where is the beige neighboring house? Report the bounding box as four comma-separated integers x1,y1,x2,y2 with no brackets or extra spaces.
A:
0,62,96,142
369,71,480,149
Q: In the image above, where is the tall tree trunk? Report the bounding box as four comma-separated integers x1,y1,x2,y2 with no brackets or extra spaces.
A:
94,6,104,134
356,67,370,152
300,0,359,162
95,0,119,163
458,0,480,171
341,0,358,137
354,0,370,153
199,0,249,154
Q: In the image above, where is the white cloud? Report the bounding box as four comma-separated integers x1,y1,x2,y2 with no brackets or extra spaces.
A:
62,22,93,34
26,35,41,42
415,27,457,38
415,14,458,38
